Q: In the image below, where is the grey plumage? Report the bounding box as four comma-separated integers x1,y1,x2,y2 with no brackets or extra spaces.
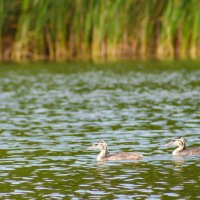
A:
165,137,200,156
87,140,143,161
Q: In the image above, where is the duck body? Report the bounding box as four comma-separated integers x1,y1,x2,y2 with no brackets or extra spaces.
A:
98,152,143,161
172,147,200,156
165,137,200,156
88,140,143,161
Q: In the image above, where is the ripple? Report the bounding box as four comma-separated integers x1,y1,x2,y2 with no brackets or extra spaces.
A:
0,62,199,199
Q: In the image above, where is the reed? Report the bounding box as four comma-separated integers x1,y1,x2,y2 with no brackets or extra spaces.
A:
0,0,200,61
0,0,4,60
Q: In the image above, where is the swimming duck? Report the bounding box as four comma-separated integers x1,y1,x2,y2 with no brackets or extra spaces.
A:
87,140,143,161
165,137,200,156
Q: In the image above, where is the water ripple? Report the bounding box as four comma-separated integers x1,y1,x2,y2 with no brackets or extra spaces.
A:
0,62,199,199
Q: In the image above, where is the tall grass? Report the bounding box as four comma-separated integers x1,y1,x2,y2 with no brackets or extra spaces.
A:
0,0,200,61
0,0,8,60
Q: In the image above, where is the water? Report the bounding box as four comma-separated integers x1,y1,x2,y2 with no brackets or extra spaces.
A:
0,61,199,199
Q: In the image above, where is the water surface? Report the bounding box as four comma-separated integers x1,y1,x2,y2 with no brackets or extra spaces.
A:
0,61,199,199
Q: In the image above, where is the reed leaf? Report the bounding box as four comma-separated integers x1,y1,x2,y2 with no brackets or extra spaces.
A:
1,0,200,61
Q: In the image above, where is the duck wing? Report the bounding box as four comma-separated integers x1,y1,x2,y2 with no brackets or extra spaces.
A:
179,147,200,156
106,152,143,161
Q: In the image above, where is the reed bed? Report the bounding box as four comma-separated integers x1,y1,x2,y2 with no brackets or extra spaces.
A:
0,0,200,61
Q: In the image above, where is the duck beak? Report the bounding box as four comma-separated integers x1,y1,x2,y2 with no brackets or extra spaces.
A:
164,140,174,146
87,144,96,149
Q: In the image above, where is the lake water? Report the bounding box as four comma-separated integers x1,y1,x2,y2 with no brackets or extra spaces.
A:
0,61,199,199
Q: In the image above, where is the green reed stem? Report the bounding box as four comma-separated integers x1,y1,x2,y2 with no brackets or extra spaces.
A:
1,0,200,61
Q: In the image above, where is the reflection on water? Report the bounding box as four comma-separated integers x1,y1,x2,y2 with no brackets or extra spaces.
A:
0,62,199,199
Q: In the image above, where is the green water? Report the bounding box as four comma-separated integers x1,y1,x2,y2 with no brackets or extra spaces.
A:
0,61,199,199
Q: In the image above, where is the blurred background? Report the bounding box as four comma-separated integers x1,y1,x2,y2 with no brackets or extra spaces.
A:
0,1,200,199
0,0,200,62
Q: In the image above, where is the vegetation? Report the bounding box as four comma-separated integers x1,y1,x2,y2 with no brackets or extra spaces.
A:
0,0,200,61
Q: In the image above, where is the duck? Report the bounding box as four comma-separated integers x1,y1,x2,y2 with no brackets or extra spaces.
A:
87,140,143,161
165,137,200,156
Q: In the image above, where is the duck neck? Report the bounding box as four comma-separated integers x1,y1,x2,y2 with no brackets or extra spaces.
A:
172,145,186,155
97,149,109,161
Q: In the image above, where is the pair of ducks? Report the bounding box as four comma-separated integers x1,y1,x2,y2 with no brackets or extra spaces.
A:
88,137,200,161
